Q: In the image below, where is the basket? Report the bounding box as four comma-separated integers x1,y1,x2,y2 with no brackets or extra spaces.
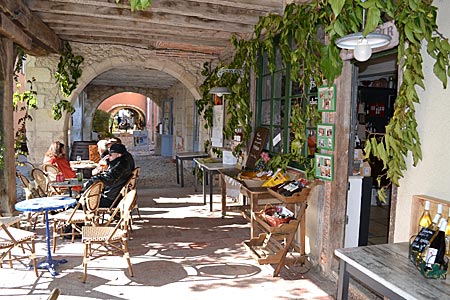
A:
260,204,295,227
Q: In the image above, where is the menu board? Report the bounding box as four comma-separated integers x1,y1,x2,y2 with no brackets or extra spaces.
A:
246,127,269,169
410,227,436,253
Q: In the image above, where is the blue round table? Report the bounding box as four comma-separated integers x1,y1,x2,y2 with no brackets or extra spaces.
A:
15,196,77,276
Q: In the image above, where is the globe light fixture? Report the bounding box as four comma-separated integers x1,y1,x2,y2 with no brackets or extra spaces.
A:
335,1,391,62
209,67,244,96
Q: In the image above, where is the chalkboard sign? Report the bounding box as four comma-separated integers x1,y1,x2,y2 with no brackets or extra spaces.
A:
410,227,437,253
246,127,269,169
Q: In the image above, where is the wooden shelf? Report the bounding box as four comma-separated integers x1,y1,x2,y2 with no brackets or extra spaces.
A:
244,195,310,276
266,186,311,203
252,211,299,234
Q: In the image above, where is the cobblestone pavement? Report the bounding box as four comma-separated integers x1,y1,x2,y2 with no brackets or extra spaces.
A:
6,152,345,300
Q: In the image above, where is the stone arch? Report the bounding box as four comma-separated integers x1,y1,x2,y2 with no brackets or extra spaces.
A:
64,56,201,140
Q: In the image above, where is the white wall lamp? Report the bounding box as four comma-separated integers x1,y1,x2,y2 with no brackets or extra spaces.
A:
209,67,244,97
335,2,391,62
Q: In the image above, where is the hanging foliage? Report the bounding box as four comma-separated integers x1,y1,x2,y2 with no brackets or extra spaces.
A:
199,0,450,190
115,0,153,12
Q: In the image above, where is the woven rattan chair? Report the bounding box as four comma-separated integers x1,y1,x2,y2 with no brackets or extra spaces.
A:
81,189,136,283
97,171,138,224
51,181,103,252
16,172,45,229
47,288,61,300
31,168,50,197
42,164,60,182
0,218,38,276
130,167,141,220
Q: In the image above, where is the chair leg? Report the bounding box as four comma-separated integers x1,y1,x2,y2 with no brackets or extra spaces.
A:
30,240,38,277
82,243,89,283
122,238,133,277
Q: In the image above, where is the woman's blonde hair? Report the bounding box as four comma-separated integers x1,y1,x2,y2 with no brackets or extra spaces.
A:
45,141,66,158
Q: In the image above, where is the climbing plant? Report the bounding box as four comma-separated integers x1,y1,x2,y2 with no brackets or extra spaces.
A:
115,0,152,12
200,0,450,191
12,48,37,158
53,42,82,120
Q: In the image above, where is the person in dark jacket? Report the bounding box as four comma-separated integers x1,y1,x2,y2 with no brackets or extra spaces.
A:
106,137,135,171
83,143,132,208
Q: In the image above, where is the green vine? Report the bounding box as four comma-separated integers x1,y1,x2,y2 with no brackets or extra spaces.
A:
199,0,450,190
53,42,83,120
115,0,152,12
13,48,38,158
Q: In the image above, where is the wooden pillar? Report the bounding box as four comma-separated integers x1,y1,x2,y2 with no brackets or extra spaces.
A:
0,38,17,215
322,60,353,274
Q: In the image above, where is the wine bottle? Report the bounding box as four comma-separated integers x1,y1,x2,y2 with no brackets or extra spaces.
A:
429,204,443,231
419,201,432,229
424,218,447,268
445,208,450,256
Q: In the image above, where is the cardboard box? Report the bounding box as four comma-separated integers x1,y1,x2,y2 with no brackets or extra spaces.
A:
360,161,371,177
354,149,364,160
222,150,237,165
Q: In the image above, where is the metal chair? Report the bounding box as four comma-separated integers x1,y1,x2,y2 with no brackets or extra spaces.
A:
51,181,103,253
0,218,38,276
81,189,136,283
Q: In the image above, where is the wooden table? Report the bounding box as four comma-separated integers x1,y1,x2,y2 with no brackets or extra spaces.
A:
219,168,274,222
175,152,208,188
70,161,98,179
193,158,237,211
335,242,450,300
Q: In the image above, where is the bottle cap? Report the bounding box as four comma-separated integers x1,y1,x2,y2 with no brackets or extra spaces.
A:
437,203,443,214
439,218,448,231
424,201,430,210
432,213,441,225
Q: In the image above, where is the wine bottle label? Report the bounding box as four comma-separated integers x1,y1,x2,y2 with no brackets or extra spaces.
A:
425,247,438,267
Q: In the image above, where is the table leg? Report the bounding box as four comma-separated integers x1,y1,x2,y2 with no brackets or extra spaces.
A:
221,174,226,217
176,157,180,185
202,167,206,205
336,259,350,300
180,159,185,187
209,171,214,211
194,163,198,192
37,211,68,276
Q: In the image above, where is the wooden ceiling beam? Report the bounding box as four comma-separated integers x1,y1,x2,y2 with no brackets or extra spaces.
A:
0,0,62,54
26,0,259,32
0,12,32,50
50,25,233,48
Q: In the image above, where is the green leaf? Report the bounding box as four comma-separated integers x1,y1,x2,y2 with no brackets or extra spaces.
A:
330,0,345,18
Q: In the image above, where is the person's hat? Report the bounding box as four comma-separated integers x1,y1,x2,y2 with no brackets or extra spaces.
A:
109,143,126,154
106,138,118,146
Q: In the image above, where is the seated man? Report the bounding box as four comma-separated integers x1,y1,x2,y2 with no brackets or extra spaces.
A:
83,143,132,208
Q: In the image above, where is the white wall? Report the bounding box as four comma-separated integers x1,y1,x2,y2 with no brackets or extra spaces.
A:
395,0,450,241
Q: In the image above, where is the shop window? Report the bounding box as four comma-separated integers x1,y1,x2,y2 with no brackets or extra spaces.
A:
255,38,314,160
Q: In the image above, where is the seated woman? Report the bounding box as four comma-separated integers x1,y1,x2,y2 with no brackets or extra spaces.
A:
43,141,76,179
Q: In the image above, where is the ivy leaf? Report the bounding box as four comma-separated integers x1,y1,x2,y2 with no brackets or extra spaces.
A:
330,0,345,18
433,61,447,88
363,7,381,35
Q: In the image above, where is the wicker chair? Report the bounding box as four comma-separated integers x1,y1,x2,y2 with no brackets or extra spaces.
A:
81,189,136,283
130,167,141,220
0,218,38,276
97,171,138,224
16,172,44,229
30,168,50,197
51,181,103,253
47,288,61,300
42,164,60,182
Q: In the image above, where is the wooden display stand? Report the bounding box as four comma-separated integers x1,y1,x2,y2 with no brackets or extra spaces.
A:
244,186,312,277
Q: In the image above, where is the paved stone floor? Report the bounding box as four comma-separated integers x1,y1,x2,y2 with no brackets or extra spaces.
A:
5,154,341,299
